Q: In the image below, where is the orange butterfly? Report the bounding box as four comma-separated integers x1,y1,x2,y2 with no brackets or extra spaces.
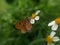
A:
15,17,32,33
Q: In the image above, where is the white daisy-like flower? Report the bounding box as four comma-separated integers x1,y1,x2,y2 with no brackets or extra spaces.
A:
48,18,60,31
30,10,40,24
46,31,60,45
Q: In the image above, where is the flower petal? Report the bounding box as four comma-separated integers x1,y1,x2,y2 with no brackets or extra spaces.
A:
47,43,54,45
47,43,51,45
30,19,35,24
51,43,54,45
35,16,40,20
51,24,58,30
48,21,55,26
50,31,56,38
35,10,40,15
53,36,60,42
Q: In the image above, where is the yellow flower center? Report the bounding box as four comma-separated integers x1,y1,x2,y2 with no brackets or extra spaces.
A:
46,36,53,43
31,13,37,19
55,18,60,24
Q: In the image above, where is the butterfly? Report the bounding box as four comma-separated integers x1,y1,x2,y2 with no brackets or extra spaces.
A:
15,17,32,33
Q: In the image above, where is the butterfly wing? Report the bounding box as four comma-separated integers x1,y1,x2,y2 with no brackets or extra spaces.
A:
25,18,32,31
20,20,27,33
15,21,21,30
21,26,27,33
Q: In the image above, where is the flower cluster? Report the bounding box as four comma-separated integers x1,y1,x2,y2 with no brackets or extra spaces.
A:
30,11,60,45
46,18,60,45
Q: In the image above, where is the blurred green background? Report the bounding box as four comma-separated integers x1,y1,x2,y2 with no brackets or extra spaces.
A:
0,0,60,45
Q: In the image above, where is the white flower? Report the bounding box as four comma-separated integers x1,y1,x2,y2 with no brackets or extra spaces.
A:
46,31,60,45
48,21,58,31
48,18,60,30
30,10,40,24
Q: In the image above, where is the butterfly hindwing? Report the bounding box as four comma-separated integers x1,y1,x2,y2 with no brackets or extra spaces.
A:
25,19,32,31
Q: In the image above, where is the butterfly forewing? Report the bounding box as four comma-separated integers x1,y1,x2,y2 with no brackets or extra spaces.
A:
15,21,21,30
